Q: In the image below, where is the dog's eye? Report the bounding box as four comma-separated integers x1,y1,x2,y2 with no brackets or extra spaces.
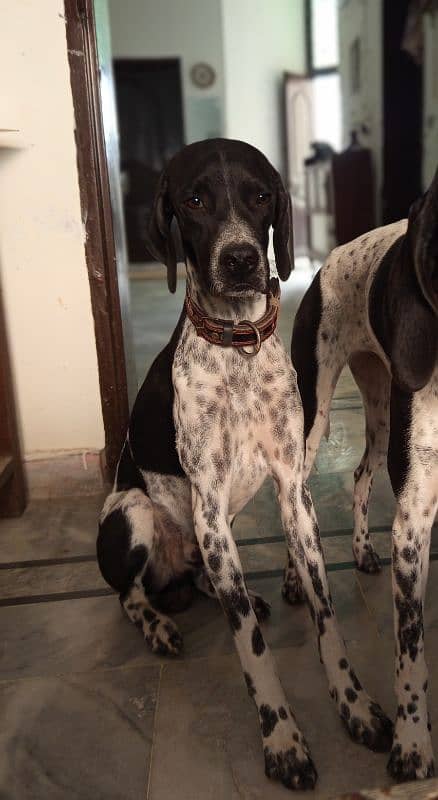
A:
185,195,203,209
256,192,271,205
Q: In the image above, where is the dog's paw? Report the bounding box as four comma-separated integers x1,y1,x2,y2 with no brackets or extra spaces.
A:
387,723,435,782
354,545,381,574
145,617,183,656
249,591,271,622
281,577,305,605
387,743,435,782
262,712,317,791
264,745,317,791
340,698,393,752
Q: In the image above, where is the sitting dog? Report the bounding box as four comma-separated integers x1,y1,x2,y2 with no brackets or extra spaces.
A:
289,170,438,781
97,139,392,790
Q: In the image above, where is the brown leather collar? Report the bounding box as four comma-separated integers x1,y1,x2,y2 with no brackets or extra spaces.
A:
184,277,280,357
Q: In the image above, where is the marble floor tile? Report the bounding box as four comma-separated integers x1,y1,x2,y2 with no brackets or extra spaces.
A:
147,640,396,800
0,494,103,562
0,559,106,600
0,570,374,682
0,664,159,800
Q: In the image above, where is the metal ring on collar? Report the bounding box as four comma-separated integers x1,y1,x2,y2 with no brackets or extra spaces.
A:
236,320,261,357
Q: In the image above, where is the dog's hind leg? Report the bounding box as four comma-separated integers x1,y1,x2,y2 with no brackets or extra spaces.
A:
97,488,183,655
281,552,305,605
349,351,390,573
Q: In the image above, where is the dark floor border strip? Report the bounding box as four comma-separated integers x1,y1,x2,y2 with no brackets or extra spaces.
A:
0,587,113,607
3,550,438,608
1,523,436,570
0,554,97,570
330,403,363,411
250,551,438,582
0,527,381,568
236,525,394,547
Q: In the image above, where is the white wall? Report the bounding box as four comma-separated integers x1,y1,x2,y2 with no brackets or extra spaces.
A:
221,0,306,172
0,0,104,455
108,0,225,143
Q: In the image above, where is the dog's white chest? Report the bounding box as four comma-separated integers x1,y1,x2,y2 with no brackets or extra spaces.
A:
173,323,302,514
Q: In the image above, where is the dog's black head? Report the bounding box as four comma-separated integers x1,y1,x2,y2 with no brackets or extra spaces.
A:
146,138,293,295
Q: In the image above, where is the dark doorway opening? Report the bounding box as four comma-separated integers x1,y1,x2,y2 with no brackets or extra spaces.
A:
113,58,185,263
382,0,423,224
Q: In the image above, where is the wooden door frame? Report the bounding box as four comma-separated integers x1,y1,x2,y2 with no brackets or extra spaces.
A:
64,0,129,476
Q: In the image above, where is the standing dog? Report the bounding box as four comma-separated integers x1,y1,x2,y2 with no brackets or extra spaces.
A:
97,139,392,790
290,170,438,781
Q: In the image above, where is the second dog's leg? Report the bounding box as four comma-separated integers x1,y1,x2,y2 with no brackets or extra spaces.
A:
286,294,344,603
349,352,391,573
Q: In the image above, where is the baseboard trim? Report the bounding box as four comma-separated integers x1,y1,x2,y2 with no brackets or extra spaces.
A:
24,450,108,500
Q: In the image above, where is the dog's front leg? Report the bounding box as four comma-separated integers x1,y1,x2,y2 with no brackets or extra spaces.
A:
191,483,318,791
274,464,394,753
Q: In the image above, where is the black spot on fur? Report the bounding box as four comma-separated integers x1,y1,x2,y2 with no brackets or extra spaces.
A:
345,688,358,703
208,552,222,573
259,704,279,737
97,508,147,595
252,624,265,656
244,671,256,698
349,669,362,692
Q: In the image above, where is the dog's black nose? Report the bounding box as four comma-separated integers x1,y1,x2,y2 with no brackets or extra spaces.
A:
220,243,259,273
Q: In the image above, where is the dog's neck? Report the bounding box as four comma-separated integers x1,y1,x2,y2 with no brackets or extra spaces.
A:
185,261,267,322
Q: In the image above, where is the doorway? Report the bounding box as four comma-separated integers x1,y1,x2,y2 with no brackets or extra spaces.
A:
113,58,185,262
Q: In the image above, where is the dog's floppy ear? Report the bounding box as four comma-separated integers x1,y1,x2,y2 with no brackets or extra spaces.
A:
411,167,438,316
146,171,177,293
388,178,438,392
273,173,294,281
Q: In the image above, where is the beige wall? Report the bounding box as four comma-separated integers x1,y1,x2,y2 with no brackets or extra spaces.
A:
0,0,104,455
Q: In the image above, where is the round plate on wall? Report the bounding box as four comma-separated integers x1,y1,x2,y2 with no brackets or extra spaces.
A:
190,62,216,89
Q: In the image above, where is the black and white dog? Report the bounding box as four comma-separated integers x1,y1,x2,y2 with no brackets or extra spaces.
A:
290,170,438,782
97,139,392,790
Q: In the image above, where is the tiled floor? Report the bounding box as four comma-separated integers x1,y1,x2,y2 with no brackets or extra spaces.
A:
1,268,437,799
